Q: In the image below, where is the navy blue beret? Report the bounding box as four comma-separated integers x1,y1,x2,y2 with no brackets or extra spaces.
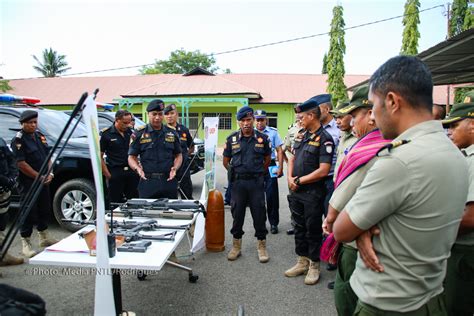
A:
237,106,254,121
254,110,267,118
163,103,177,114
146,99,165,112
19,110,38,123
295,94,332,113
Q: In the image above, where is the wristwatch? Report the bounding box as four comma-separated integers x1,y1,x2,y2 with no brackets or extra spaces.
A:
295,177,301,185
49,172,54,178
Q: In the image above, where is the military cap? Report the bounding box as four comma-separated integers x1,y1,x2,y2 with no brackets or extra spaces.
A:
338,85,372,115
442,91,474,126
146,99,165,112
19,110,38,123
236,106,254,120
330,101,350,117
254,110,267,119
163,103,177,114
295,94,332,113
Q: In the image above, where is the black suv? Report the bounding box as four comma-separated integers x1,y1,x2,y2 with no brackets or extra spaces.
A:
0,106,96,231
65,110,205,174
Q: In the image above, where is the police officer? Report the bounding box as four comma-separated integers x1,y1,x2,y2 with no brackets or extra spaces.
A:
224,106,271,263
0,137,23,268
164,104,194,200
128,100,182,199
11,110,58,258
254,110,283,234
285,96,334,285
442,91,474,316
100,110,139,205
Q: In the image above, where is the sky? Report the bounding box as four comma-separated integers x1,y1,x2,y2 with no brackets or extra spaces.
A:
0,0,449,79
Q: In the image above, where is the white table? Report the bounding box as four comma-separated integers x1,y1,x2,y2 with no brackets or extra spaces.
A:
30,203,200,313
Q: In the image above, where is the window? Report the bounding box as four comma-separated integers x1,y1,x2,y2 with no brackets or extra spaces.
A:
202,113,232,130
267,112,278,128
98,117,112,130
179,113,199,135
0,113,21,144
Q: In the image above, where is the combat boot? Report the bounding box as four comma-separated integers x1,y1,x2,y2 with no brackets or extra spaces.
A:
304,260,321,285
38,229,58,247
284,256,309,277
257,239,269,263
227,238,241,261
21,237,37,258
0,232,24,266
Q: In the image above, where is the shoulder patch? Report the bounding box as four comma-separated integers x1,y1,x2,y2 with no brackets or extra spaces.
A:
376,139,410,156
15,131,23,139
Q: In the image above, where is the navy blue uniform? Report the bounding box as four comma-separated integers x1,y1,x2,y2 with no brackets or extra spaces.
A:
129,124,181,199
173,123,194,199
288,127,334,261
0,137,18,231
223,130,271,240
100,124,139,204
11,130,51,237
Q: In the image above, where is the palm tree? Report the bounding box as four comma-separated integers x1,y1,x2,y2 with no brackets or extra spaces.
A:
32,48,71,77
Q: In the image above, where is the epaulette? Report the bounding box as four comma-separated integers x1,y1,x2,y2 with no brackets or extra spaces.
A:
101,126,110,133
136,125,146,131
255,130,269,139
377,139,410,156
166,124,177,130
227,131,239,140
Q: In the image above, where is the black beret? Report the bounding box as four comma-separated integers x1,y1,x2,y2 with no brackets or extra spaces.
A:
236,106,254,121
146,99,165,112
19,110,38,123
295,94,332,113
163,103,177,114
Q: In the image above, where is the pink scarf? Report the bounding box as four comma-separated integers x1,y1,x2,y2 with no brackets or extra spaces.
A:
334,129,391,188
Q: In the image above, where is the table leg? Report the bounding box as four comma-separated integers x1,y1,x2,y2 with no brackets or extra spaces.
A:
112,270,123,314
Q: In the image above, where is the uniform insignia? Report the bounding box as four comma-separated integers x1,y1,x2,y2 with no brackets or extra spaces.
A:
140,138,152,144
257,137,263,143
309,141,320,147
15,131,23,139
143,133,150,138
324,142,333,154
232,144,241,149
255,144,264,148
40,135,47,144
16,142,22,150
315,136,320,142
232,136,237,142
182,133,186,138
165,132,175,142
110,138,117,142
136,125,145,131
376,139,410,156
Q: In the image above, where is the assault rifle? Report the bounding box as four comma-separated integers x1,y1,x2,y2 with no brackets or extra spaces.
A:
110,199,206,219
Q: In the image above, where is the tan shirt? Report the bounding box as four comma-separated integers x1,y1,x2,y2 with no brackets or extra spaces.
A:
456,144,474,246
333,131,358,181
283,124,300,160
346,120,468,312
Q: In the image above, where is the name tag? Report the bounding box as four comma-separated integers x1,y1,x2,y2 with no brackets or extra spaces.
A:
232,144,240,149
140,138,152,144
255,144,264,148
165,136,175,143
308,141,320,147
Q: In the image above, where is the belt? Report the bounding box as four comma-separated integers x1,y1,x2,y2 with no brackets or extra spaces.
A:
109,165,130,171
234,173,262,180
145,173,166,179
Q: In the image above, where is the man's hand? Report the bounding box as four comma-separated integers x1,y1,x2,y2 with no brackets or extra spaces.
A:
103,170,112,180
136,167,147,180
322,206,338,235
168,167,176,181
276,166,283,178
41,174,53,185
356,225,384,272
288,176,299,192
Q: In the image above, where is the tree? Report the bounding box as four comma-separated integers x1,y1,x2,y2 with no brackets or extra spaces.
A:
140,49,221,74
32,48,71,77
321,52,328,74
449,0,473,37
400,0,420,55
463,1,474,31
326,5,348,105
0,80,12,93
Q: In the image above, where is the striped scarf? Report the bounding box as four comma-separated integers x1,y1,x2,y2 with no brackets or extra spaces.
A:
334,129,391,189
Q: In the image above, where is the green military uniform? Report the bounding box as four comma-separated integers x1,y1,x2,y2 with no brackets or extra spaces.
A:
283,123,300,160
345,120,468,314
442,94,474,316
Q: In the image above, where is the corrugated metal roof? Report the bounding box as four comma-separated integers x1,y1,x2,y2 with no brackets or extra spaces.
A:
6,72,451,105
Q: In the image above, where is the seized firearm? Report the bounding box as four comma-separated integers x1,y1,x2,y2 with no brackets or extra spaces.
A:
110,198,206,219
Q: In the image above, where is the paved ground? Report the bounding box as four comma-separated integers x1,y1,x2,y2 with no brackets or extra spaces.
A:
2,159,337,315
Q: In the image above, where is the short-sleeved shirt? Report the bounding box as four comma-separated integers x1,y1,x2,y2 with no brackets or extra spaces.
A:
456,144,474,246
346,120,468,312
283,124,300,160
323,119,340,176
0,137,17,180
333,131,357,181
292,126,334,189
128,124,181,174
223,130,271,174
100,124,133,168
259,126,283,160
11,130,50,183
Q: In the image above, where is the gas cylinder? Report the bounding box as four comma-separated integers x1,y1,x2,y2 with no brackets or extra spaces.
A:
205,189,225,252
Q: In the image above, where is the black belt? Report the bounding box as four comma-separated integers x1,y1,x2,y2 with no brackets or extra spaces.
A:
109,165,130,171
234,173,262,180
145,173,166,179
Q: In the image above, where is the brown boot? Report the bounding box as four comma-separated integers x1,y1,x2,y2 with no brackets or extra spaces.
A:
21,237,37,258
38,230,58,247
304,260,321,285
257,240,269,263
227,238,241,261
285,256,309,277
0,232,24,266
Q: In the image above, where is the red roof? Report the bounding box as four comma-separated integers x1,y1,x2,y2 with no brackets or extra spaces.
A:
6,73,453,105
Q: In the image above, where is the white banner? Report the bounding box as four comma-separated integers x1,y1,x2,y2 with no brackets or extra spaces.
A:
191,117,218,253
82,95,115,315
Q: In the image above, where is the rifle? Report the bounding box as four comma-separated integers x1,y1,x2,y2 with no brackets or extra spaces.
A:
62,219,189,234
111,198,206,219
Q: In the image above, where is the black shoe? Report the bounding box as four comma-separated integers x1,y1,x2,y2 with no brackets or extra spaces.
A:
327,281,335,290
224,201,230,206
286,228,295,235
326,263,337,271
270,225,278,234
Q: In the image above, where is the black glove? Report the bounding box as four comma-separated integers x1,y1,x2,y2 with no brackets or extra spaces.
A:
0,175,9,187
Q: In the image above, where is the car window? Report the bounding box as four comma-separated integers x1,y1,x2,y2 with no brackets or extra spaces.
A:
38,111,88,139
98,116,112,130
0,113,21,143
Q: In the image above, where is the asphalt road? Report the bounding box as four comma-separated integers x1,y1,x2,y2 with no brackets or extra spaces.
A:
2,159,337,315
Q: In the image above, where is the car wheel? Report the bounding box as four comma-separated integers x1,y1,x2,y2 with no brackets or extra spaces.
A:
53,178,96,232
